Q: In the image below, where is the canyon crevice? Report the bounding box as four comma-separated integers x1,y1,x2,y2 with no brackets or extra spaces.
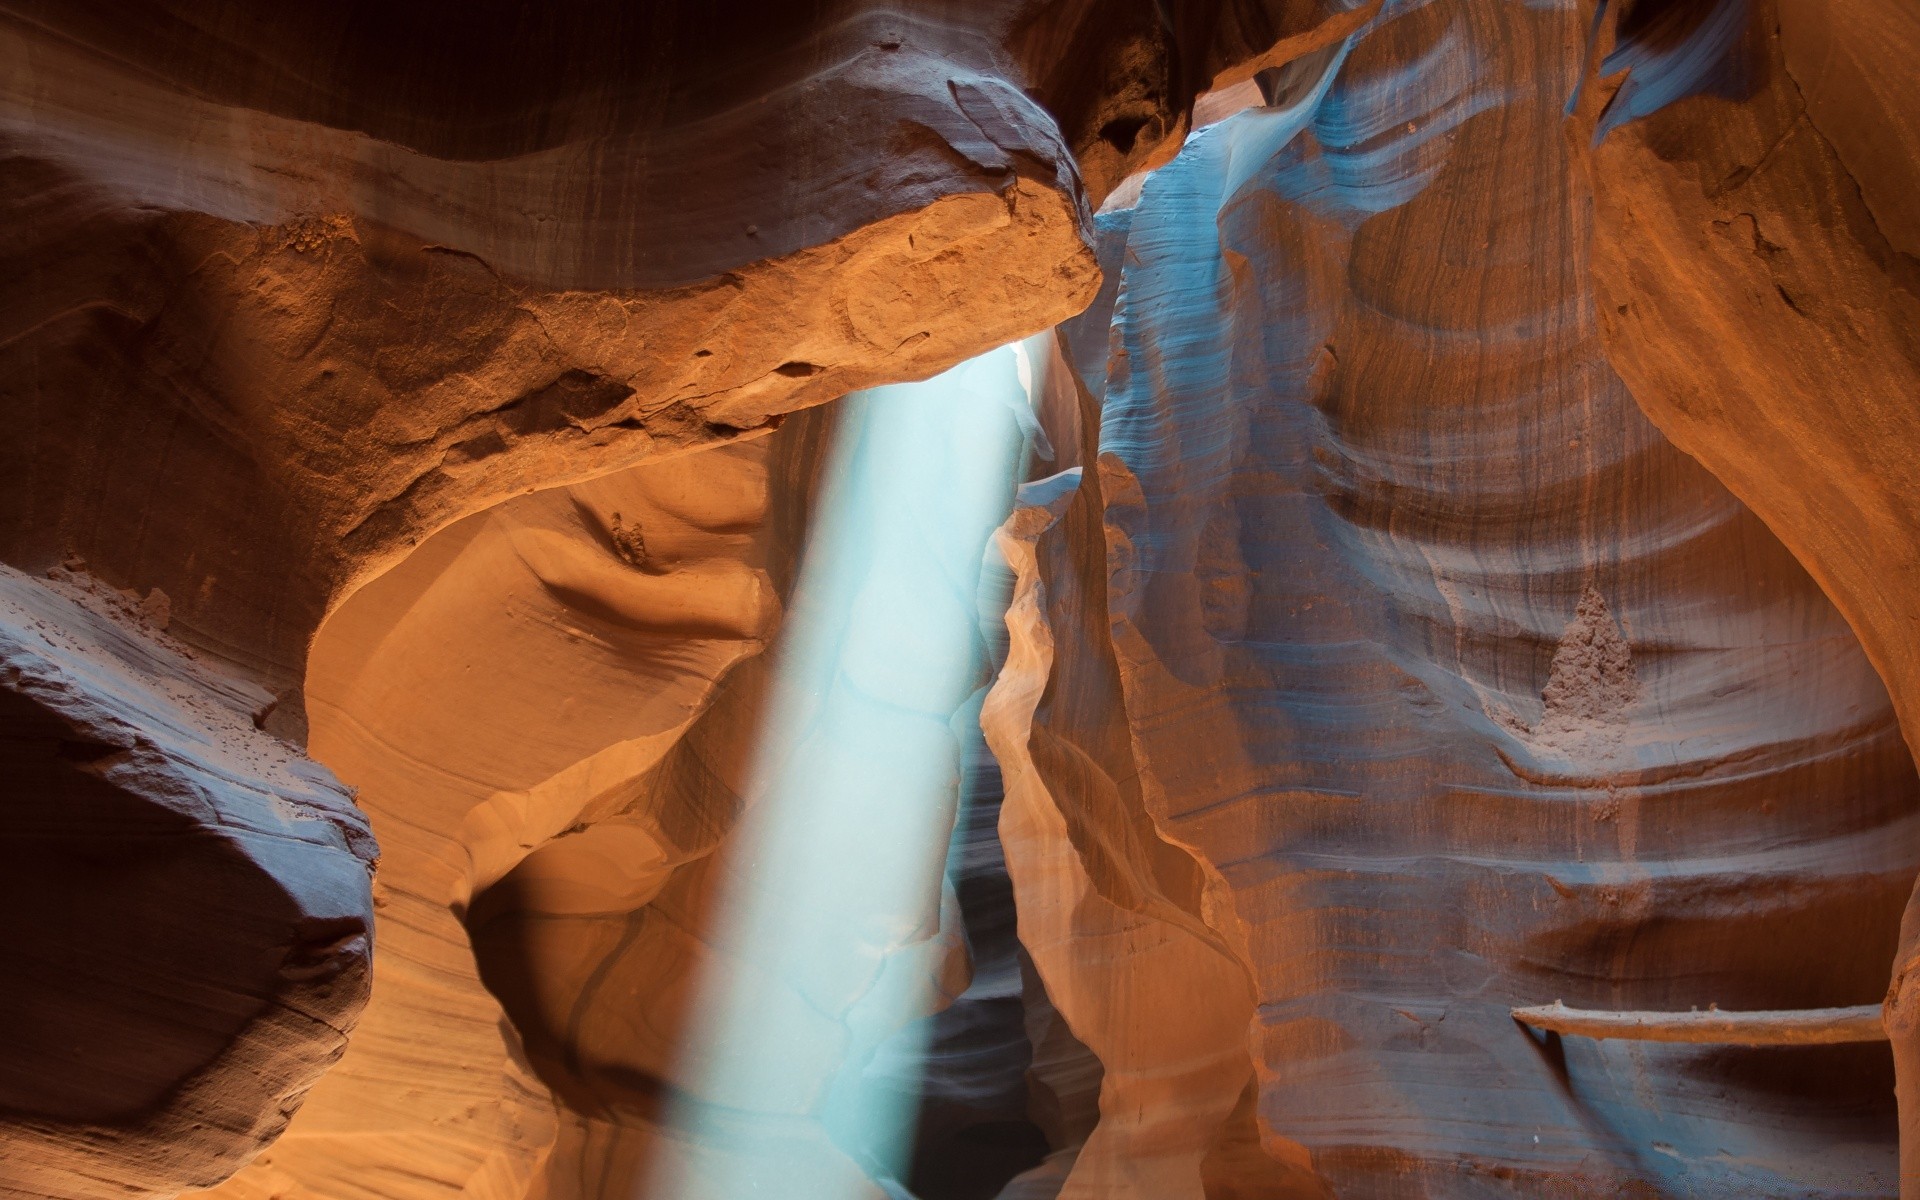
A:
3,1,1918,1198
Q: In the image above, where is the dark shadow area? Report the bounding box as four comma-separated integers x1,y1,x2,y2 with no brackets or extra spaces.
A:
903,740,1052,1199
0,689,288,1123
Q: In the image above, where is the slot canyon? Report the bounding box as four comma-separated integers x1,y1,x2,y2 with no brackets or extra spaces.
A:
2,1,1918,1198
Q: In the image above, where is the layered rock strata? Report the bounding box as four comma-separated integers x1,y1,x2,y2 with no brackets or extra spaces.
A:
200,439,787,1200
1568,3,1920,1186
0,0,1373,700
7,0,1917,1196
0,3,1100,704
991,0,1920,1194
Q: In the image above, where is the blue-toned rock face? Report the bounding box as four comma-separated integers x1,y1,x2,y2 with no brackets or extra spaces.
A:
1018,0,1917,1194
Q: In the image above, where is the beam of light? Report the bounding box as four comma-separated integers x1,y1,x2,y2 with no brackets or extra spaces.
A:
647,339,1046,1199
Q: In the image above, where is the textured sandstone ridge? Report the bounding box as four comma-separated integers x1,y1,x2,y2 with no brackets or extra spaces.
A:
0,0,1371,694
985,0,1919,1194
0,564,376,1198
0,5,1097,699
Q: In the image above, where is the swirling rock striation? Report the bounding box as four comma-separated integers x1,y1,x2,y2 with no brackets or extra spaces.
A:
0,2,1372,1194
1002,0,1920,1194
11,0,1913,1195
201,438,786,1200
1568,2,1920,1186
0,0,1372,697
0,1,1101,699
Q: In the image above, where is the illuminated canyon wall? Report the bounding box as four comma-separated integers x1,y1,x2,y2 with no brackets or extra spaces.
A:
2,0,1918,1198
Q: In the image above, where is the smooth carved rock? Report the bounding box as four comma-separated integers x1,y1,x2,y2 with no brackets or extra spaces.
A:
188,329,1156,1200
0,0,1375,698
1007,0,1919,1194
14,0,1913,1195
985,456,1307,1200
0,565,375,1199
1572,0,1920,1189
0,4,1378,1194
199,440,786,1200
206,403,1027,1200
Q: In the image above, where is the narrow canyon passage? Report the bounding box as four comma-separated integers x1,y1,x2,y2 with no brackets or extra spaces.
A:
1013,0,1920,1195
4,1,1919,1199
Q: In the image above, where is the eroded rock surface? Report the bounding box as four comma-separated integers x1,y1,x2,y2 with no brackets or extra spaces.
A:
0,0,1370,696
0,3,1374,1194
993,0,1920,1194
196,439,784,1200
0,566,375,1199
0,3,1100,698
7,0,1919,1196
1571,2,1920,1187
